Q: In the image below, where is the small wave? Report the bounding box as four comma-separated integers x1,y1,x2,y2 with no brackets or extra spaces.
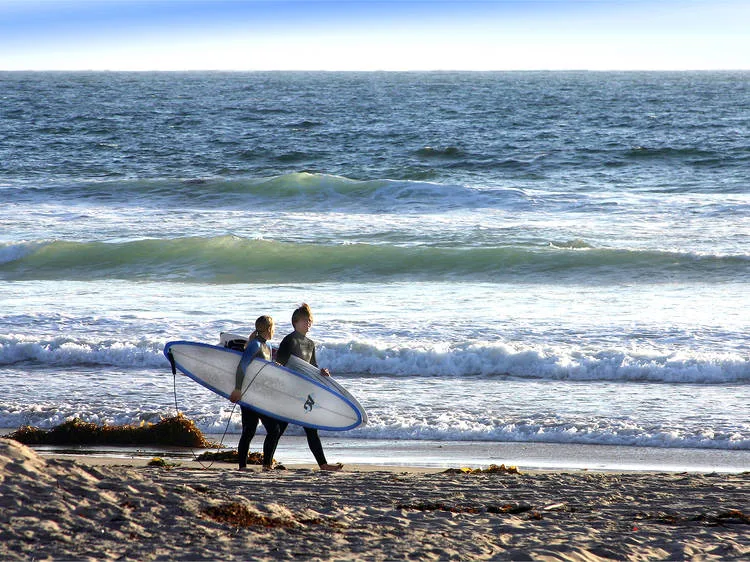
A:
549,239,594,250
0,335,164,369
284,120,324,129
351,415,749,450
414,146,465,159
624,146,718,160
1,172,542,212
6,173,488,208
207,173,498,208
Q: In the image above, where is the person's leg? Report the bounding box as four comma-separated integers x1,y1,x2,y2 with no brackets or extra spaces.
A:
237,406,259,469
261,419,288,468
260,417,285,468
304,428,343,470
304,427,339,468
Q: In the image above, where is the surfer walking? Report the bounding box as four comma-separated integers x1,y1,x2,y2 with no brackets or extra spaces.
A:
274,303,343,472
229,315,285,471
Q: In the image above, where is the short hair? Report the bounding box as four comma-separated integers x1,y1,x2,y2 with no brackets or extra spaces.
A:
291,303,313,325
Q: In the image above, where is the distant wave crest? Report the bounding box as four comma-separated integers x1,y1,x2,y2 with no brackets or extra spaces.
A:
8,173,488,206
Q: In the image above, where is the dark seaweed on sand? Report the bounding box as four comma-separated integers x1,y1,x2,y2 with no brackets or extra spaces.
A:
4,414,216,448
195,450,267,464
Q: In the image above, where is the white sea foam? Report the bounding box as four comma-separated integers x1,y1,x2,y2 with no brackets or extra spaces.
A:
1,335,747,385
2,395,747,451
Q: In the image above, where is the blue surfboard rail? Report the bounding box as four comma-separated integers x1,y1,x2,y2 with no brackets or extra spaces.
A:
163,340,364,431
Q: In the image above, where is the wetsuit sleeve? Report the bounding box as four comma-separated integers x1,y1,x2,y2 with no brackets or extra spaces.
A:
235,340,261,390
310,345,318,368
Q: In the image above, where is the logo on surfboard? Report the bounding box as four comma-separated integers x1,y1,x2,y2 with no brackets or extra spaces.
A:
304,394,315,412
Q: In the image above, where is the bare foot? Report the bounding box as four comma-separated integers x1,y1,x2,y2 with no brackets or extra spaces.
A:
320,463,343,471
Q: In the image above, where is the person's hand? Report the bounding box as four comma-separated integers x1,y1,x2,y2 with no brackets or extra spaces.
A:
320,368,330,377
229,389,241,403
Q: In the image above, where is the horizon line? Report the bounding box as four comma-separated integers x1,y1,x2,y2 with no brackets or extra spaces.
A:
2,68,749,73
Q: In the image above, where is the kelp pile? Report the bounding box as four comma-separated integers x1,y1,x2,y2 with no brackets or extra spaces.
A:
148,457,180,468
202,502,296,528
443,464,521,475
5,414,216,448
196,450,267,465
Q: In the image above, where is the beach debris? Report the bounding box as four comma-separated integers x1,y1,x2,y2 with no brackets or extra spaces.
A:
4,414,217,448
397,502,481,514
542,503,567,511
485,464,521,474
147,457,180,468
202,502,296,528
442,464,521,475
399,501,539,517
487,503,534,515
196,450,271,465
719,510,750,524
636,509,750,526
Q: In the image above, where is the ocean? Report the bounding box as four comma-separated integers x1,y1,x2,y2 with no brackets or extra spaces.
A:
1,71,748,469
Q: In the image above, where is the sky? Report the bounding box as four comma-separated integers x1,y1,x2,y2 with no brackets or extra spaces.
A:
0,0,748,71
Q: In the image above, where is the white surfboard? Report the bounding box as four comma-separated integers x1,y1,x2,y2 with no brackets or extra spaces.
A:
218,331,368,425
164,341,366,431
285,355,369,426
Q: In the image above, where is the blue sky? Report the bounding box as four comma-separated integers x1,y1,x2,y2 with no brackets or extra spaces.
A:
1,1,748,70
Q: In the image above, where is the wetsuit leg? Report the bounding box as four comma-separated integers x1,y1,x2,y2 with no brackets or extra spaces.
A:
259,416,283,467
304,427,327,466
261,420,288,466
238,405,260,468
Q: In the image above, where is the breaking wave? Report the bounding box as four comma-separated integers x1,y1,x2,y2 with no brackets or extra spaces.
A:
2,236,748,283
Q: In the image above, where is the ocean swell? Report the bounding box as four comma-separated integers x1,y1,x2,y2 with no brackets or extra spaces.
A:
2,237,748,283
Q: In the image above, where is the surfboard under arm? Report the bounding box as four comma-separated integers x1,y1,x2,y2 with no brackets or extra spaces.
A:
163,340,366,431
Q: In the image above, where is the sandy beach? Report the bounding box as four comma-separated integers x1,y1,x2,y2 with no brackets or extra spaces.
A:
2,438,748,561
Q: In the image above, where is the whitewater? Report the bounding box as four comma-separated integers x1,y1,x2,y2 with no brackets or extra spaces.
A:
0,71,748,463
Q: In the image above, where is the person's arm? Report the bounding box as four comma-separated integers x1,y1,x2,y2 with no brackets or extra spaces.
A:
230,340,261,402
310,343,331,376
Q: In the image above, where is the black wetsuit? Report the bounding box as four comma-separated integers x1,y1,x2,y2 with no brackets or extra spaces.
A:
235,336,283,469
271,330,329,466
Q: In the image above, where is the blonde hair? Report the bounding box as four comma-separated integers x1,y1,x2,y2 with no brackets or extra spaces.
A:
291,303,313,326
249,315,274,340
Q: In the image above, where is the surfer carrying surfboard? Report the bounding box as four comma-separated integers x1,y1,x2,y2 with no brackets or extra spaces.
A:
229,315,285,471
274,303,343,472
